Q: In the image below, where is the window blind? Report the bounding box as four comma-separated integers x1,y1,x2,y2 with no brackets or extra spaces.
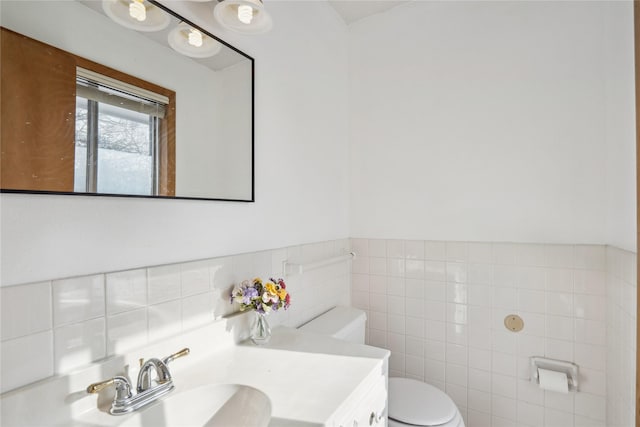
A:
76,67,168,118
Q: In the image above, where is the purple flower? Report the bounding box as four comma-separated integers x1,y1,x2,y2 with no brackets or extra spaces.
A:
242,287,258,305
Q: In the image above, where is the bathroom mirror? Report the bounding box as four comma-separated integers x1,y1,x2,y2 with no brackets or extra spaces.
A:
0,0,254,201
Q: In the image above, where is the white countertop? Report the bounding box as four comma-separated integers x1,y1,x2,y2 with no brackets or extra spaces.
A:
1,322,389,427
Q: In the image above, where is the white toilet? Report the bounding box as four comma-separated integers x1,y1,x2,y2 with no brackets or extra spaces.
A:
299,306,465,427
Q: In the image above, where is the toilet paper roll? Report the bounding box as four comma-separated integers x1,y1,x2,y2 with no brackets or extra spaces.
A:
537,368,569,393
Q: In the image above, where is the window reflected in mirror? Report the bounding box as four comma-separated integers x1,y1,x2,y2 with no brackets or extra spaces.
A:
74,69,174,196
0,27,176,197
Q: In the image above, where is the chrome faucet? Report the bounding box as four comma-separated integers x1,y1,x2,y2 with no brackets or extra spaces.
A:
137,358,171,392
87,348,190,415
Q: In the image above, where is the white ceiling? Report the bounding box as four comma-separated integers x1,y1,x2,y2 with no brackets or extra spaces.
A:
328,0,410,25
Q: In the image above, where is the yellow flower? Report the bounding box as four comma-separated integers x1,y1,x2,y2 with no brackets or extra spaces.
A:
276,287,287,299
265,281,278,296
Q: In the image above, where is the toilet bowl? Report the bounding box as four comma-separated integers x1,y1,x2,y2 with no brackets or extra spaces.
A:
388,377,464,427
299,306,465,427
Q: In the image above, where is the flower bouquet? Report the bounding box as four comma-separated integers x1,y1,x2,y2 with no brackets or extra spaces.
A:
230,277,291,344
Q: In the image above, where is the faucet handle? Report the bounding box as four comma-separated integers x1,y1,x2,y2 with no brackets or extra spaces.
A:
87,378,114,394
162,347,190,365
86,376,133,401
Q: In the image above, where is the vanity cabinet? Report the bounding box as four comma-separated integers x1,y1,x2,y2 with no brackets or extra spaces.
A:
330,368,387,427
259,325,390,427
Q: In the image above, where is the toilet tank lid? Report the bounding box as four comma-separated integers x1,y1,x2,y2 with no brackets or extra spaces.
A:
298,306,366,338
388,377,458,426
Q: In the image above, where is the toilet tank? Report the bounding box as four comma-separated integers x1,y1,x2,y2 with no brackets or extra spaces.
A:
298,306,366,344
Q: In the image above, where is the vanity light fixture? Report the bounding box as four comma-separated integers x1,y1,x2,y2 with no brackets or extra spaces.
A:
168,23,222,58
102,0,171,32
213,0,273,34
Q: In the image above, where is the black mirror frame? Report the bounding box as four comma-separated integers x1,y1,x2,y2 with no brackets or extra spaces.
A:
1,0,255,203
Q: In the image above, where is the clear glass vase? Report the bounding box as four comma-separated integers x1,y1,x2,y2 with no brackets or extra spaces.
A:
250,311,271,345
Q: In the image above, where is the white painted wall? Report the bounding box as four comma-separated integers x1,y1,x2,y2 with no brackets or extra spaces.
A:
1,0,634,285
208,60,253,200
349,1,632,245
603,1,637,252
175,59,252,199
0,0,350,285
175,71,224,198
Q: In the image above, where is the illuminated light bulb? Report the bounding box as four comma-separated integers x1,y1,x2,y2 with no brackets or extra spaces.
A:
168,22,221,58
188,29,203,47
129,0,146,22
237,5,253,24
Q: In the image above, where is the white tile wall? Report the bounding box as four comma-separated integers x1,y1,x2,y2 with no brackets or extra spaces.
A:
147,265,181,305
2,236,634,423
606,246,637,427
106,269,148,316
0,330,54,392
0,239,351,394
54,318,105,374
52,275,104,327
1,282,52,341
352,239,616,427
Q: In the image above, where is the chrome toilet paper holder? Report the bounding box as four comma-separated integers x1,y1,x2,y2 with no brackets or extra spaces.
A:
530,356,579,392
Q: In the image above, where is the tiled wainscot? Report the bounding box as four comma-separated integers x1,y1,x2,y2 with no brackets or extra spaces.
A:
0,239,351,393
351,239,636,427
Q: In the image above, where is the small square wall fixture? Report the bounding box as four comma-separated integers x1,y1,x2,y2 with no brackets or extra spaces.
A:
214,0,273,34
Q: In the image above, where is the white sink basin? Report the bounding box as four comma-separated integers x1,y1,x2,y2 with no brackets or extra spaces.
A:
117,384,271,427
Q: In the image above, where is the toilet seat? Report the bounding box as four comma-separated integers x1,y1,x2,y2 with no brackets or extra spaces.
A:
388,378,463,427
388,411,464,427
